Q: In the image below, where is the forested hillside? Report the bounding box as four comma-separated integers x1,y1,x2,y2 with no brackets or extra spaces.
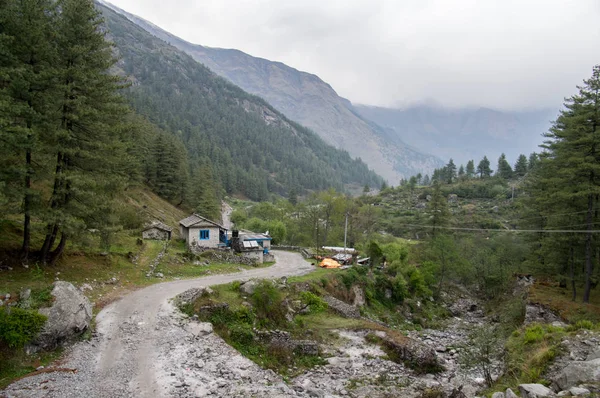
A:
100,4,383,202
99,1,444,183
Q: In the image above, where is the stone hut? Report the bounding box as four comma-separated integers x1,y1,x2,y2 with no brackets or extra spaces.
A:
179,214,228,250
142,221,172,240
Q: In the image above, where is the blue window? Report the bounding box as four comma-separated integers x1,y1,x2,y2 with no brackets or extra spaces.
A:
200,229,210,240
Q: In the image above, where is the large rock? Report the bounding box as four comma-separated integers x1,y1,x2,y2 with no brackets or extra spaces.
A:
174,286,213,307
240,280,259,295
351,285,365,307
518,383,556,397
380,333,442,373
552,358,600,391
491,392,505,398
505,388,519,398
34,281,92,349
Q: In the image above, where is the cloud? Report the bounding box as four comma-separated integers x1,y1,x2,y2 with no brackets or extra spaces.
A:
107,0,600,110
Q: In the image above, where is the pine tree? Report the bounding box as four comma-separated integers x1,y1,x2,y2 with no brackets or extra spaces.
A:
0,0,58,263
458,165,465,179
466,160,475,179
445,159,457,184
496,153,513,179
477,156,492,178
514,154,528,177
422,174,430,186
533,65,600,303
528,152,539,171
427,180,450,237
39,0,129,264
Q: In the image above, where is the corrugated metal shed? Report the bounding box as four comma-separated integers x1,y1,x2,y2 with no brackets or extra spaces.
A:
179,214,226,229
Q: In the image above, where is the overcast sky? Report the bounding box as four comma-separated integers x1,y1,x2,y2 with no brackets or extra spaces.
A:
107,0,600,110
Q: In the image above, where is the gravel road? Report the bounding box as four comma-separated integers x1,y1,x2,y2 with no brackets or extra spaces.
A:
2,250,314,398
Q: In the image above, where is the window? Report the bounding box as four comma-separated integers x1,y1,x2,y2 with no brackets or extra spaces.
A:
200,229,210,240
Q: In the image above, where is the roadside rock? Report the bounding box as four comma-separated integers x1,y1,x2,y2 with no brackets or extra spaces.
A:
33,281,92,350
552,358,600,391
519,383,556,397
323,295,360,318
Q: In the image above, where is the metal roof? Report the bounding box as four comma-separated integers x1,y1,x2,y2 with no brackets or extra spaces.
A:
179,214,226,229
241,233,272,241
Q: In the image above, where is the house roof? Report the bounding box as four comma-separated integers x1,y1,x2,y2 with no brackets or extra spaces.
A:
143,221,173,232
179,214,226,229
241,233,272,241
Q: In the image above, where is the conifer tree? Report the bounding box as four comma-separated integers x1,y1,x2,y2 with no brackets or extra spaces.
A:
528,152,539,171
427,180,450,237
458,165,465,179
514,154,528,177
39,0,128,264
0,0,58,263
465,160,475,179
477,156,492,178
534,65,600,303
445,159,457,184
496,153,513,179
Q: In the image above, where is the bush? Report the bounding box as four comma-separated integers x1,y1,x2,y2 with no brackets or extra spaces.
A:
251,280,286,326
229,322,254,346
567,320,596,331
299,291,327,314
0,307,47,348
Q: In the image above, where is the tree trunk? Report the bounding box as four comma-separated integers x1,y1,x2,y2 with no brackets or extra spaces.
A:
21,148,32,264
49,232,67,266
40,152,65,264
40,223,59,265
583,192,593,303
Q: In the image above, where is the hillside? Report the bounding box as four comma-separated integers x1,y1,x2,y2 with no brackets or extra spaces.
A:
99,4,383,201
98,1,444,183
355,104,557,167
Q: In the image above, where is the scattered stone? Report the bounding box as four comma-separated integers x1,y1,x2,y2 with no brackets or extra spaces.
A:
79,283,93,293
518,383,556,397
156,272,164,278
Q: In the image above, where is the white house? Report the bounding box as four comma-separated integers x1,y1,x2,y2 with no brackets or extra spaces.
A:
179,214,228,250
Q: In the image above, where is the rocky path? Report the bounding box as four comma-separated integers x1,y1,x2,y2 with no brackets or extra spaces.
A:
2,251,313,398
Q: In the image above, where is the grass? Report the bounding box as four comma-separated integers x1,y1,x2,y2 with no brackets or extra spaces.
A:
529,282,600,324
0,346,63,389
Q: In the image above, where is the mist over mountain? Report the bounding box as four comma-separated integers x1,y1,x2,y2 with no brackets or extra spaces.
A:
354,104,558,168
99,0,444,183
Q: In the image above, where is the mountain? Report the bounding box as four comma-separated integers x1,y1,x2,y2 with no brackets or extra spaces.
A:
98,4,383,201
98,1,444,183
354,104,557,168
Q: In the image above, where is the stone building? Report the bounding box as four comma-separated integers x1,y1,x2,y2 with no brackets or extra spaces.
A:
179,214,228,250
142,222,172,240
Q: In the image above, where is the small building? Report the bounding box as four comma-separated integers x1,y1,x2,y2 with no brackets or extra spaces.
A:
179,214,228,250
239,232,272,253
142,221,173,240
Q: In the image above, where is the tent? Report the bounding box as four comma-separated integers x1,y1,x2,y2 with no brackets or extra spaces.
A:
319,258,341,269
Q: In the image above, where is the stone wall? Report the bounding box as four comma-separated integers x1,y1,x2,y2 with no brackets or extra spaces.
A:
255,329,319,356
142,227,170,240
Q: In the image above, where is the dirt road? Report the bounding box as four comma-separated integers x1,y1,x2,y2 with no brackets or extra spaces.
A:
2,251,313,398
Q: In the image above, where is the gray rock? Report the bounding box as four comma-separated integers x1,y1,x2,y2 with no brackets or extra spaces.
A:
185,322,213,337
553,358,600,390
156,272,164,278
518,383,556,397
175,287,213,306
34,281,92,350
505,388,519,398
491,392,505,398
586,348,600,361
351,285,365,307
569,386,591,396
240,280,259,295
323,296,360,318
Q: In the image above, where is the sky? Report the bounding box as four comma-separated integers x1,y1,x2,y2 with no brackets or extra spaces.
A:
106,0,600,111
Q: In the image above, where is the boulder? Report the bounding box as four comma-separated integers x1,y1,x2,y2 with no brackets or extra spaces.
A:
491,392,505,398
380,333,442,373
351,285,365,307
34,281,92,349
587,348,600,361
518,383,556,397
552,359,600,391
240,280,259,295
505,388,519,398
569,386,591,396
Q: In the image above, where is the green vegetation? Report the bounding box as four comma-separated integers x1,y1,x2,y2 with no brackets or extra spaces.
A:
0,308,47,349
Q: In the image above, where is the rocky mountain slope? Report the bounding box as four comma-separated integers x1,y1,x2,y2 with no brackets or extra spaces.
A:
98,1,443,183
355,104,557,168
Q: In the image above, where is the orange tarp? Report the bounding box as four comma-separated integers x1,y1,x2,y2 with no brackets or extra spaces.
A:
319,258,341,268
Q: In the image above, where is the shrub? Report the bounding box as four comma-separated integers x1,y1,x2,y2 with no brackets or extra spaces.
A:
230,281,241,292
299,291,327,314
523,324,545,344
251,280,286,326
567,320,595,331
229,322,254,346
0,307,47,348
